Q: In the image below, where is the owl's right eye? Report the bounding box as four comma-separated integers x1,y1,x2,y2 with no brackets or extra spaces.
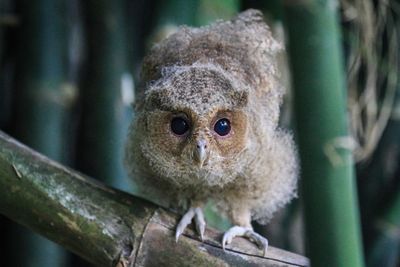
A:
170,117,190,136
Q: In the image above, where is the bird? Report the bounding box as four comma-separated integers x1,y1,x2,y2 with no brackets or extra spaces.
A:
124,9,298,255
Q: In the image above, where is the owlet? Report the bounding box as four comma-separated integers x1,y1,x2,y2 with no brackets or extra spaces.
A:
125,9,298,254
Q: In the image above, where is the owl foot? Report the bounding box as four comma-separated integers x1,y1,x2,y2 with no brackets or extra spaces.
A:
175,207,206,242
222,226,269,256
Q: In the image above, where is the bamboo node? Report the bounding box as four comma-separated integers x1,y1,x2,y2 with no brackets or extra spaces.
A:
323,136,357,166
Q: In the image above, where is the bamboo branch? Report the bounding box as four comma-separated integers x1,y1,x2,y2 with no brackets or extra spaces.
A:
0,131,309,267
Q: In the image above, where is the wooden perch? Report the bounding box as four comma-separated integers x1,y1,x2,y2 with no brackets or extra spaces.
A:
0,131,309,267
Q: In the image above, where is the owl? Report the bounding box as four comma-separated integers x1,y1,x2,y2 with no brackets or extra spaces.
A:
125,9,298,254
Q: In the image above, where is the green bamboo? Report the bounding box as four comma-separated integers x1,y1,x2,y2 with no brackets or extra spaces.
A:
283,1,365,266
78,0,131,191
9,0,69,266
0,130,309,267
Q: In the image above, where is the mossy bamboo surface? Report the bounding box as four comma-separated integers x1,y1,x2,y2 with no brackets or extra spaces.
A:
9,0,69,265
283,1,365,266
0,130,309,267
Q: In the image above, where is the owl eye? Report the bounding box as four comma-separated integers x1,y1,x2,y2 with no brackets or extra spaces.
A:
171,117,190,135
214,118,231,136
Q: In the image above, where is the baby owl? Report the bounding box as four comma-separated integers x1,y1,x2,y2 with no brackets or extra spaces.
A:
125,9,298,254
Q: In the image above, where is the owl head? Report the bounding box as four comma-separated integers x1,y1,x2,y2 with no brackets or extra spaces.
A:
135,63,250,187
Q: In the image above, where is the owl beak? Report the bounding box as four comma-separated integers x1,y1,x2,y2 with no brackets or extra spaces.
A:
195,139,207,168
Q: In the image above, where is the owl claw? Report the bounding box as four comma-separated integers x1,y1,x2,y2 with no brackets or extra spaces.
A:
194,208,206,241
175,207,206,242
222,226,269,256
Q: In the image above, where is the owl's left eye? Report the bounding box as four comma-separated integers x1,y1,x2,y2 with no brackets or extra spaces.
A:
214,118,231,136
171,117,190,136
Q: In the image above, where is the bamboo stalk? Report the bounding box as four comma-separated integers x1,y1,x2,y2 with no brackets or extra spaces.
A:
283,1,365,266
9,0,69,265
77,0,131,190
0,130,309,267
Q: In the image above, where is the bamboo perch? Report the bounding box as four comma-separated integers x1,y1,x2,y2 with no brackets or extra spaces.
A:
0,131,309,267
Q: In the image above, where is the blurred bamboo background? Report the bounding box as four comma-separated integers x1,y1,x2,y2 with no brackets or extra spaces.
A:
0,0,399,266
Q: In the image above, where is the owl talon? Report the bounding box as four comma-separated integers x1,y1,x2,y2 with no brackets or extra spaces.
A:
194,207,206,241
175,207,206,242
222,226,268,256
